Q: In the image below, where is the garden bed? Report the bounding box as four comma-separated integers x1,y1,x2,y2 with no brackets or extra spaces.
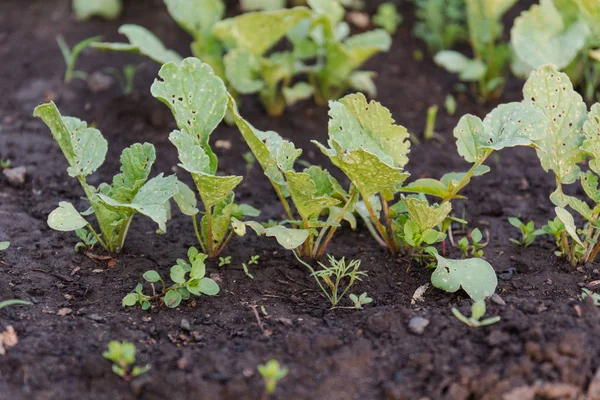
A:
2,1,600,399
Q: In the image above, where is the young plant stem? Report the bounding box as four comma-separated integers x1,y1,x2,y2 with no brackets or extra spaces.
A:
292,250,333,304
205,206,215,257
215,229,235,257
115,216,134,254
364,197,397,252
85,223,109,253
273,185,295,222
192,215,208,254
441,149,493,204
314,187,358,259
76,176,112,253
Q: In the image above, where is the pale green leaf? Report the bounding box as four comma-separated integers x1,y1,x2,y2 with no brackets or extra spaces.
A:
403,197,452,231
48,202,89,232
525,65,587,184
231,217,247,236
245,222,309,250
173,180,199,216
581,103,600,175
308,0,345,25
581,171,600,204
285,171,340,220
555,207,585,247
283,82,314,106
241,0,285,11
164,0,225,37
109,143,155,203
373,3,402,34
212,7,312,56
194,174,243,209
434,50,486,81
431,255,498,302
199,278,220,295
348,71,377,98
224,49,264,94
0,242,9,251
169,130,212,175
33,102,107,178
92,25,183,65
151,58,228,151
202,197,235,245
466,0,517,52
72,0,122,20
510,0,590,76
576,0,600,39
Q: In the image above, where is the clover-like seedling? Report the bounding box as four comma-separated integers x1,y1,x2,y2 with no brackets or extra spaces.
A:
74,228,98,253
34,102,178,255
373,3,402,34
123,247,220,310
257,359,288,395
452,300,500,328
508,217,544,247
56,35,102,83
102,340,150,380
248,255,260,265
218,256,231,267
349,292,372,310
458,228,486,258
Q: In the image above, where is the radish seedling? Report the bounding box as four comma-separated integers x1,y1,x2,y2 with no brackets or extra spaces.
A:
452,299,500,328
34,102,178,255
508,217,544,247
218,256,231,267
457,228,486,258
257,359,288,395
102,340,150,380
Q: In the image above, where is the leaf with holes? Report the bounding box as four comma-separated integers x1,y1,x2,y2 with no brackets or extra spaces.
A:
164,0,225,38
47,202,89,232
285,170,340,221
403,197,452,232
431,255,498,302
581,103,600,175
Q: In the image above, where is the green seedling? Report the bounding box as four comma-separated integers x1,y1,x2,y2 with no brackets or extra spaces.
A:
306,255,367,308
541,217,567,257
434,0,517,101
582,288,600,306
104,64,141,95
257,359,288,395
151,58,259,258
34,102,178,255
0,299,31,310
348,292,372,309
373,3,402,35
240,0,285,11
57,35,102,83
248,255,260,265
508,217,544,247
423,104,442,142
218,256,232,267
72,0,122,20
74,228,98,252
242,151,256,174
102,340,150,380
123,247,220,309
444,94,457,116
457,228,486,258
0,159,11,169
261,305,268,315
0,242,9,252
242,262,254,279
511,0,600,102
414,0,466,53
452,299,500,328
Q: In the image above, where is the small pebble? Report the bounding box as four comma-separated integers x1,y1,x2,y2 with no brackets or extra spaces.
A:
587,280,600,290
180,319,192,332
408,316,429,335
3,166,27,187
87,72,113,93
491,293,506,306
87,314,104,322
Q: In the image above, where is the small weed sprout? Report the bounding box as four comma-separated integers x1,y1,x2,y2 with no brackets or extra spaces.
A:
452,300,500,328
373,3,402,34
242,262,254,280
123,247,220,310
0,242,9,252
257,359,288,395
0,299,31,310
0,159,10,169
582,289,600,306
218,256,232,267
457,228,486,258
508,217,544,247
74,228,98,252
56,35,102,83
102,340,150,380
104,64,141,95
248,255,260,265
242,151,256,174
309,255,367,308
349,292,372,310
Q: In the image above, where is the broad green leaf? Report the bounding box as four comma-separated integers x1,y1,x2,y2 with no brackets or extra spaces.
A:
122,293,138,307
231,217,247,235
202,197,235,245
285,171,340,220
164,0,225,37
283,82,314,106
170,265,187,284
0,242,9,251
304,165,347,200
151,58,228,154
190,35,225,79
431,255,498,302
169,130,212,175
576,0,600,39
194,174,243,209
173,180,199,216
212,7,312,56
344,29,392,67
190,257,207,279
453,102,547,163
245,221,309,250
403,197,452,231
524,65,587,185
48,202,89,232
511,0,590,76
165,290,182,308
73,0,122,20
199,278,220,295
241,0,286,11
109,143,155,202
567,196,594,222
308,0,345,25
33,102,107,178
97,174,178,233
224,49,264,94
581,103,600,175
348,71,377,98
143,270,162,283
555,207,585,247
92,25,183,65
434,51,486,81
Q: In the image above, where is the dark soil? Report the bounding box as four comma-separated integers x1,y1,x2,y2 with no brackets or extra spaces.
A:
2,1,600,399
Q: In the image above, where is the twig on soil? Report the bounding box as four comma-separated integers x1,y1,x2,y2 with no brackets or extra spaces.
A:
248,304,271,336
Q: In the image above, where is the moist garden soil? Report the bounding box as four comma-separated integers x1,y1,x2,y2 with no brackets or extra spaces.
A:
1,1,600,399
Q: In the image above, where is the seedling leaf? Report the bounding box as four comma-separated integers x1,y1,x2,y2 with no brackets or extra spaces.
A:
431,255,498,302
48,202,89,232
164,0,225,37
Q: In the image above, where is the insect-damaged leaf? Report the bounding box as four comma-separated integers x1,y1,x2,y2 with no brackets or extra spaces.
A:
431,255,498,302
403,197,452,231
212,7,312,56
173,180,199,216
164,0,225,38
453,102,547,163
33,102,108,178
314,93,410,199
581,104,600,175
525,65,587,185
92,25,183,65
245,221,309,250
285,170,340,220
109,143,156,203
97,174,178,233
511,0,590,76
224,49,264,94
48,202,89,232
